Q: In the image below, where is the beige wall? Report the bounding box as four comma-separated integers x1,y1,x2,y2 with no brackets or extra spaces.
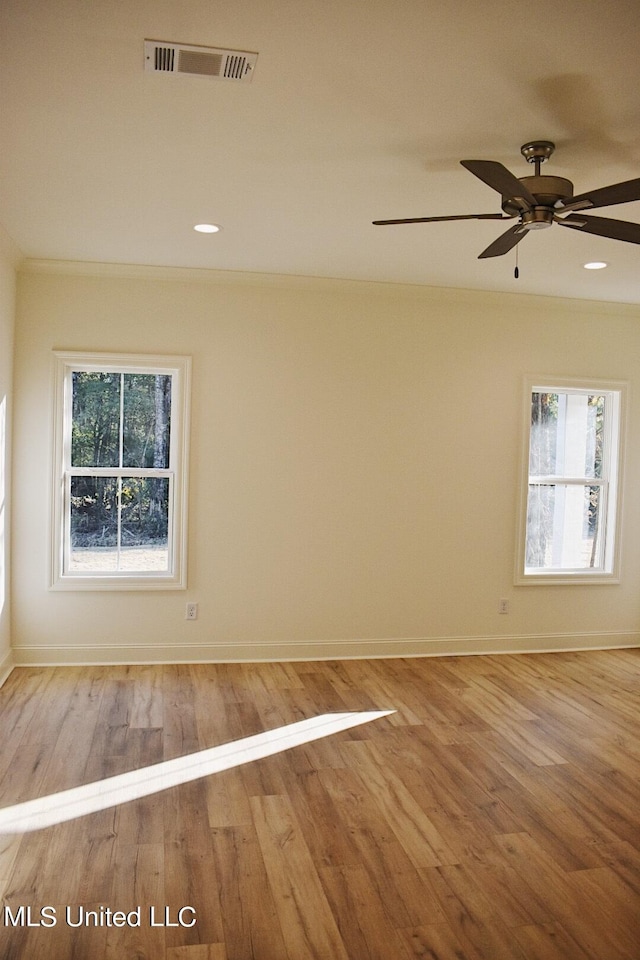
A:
0,228,20,681
11,262,640,664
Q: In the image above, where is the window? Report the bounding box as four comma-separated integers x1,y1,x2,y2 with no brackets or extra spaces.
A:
516,378,625,584
51,352,191,590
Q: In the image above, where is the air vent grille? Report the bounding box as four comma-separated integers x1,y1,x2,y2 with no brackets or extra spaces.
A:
154,46,175,71
224,55,250,79
144,40,257,82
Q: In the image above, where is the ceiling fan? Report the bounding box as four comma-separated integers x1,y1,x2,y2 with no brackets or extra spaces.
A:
373,141,640,259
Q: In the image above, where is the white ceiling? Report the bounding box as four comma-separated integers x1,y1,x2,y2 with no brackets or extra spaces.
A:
2,0,639,303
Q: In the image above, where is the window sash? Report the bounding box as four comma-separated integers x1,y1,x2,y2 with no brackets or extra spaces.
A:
63,472,176,578
525,481,608,573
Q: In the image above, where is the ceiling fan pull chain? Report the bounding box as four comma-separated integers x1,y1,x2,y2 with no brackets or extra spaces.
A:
514,245,519,279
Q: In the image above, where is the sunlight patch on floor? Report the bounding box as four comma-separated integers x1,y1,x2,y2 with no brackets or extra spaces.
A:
0,711,393,833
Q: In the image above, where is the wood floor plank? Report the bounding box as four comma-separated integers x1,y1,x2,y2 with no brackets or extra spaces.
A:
250,793,350,960
283,768,362,869
75,821,119,903
511,922,594,960
210,823,289,960
163,779,225,950
0,668,106,805
597,839,640,898
0,669,62,774
339,738,461,868
0,739,58,805
163,835,224,951
459,672,540,722
162,665,200,761
130,664,165,729
492,831,596,921
559,912,639,960
205,767,253,829
426,863,530,960
166,946,228,960
535,762,640,847
0,831,23,901
2,901,88,960
100,841,166,960
397,921,473,960
318,864,416,960
564,865,640,958
317,765,450,926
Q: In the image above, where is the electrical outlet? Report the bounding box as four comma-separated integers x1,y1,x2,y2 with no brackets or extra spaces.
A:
498,599,509,615
185,602,198,621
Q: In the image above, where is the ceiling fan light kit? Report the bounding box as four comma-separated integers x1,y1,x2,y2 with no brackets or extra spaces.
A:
373,140,640,260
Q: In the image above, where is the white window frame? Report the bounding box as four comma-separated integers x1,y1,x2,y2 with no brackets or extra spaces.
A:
515,376,626,585
50,351,191,591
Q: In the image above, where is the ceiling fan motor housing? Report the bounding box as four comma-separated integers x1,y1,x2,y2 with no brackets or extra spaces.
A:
501,175,574,219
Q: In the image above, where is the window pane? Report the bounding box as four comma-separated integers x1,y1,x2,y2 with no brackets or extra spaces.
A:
530,392,604,479
529,392,559,475
526,483,602,570
123,374,172,469
120,477,169,571
587,395,605,479
69,476,118,570
71,372,121,467
69,476,169,572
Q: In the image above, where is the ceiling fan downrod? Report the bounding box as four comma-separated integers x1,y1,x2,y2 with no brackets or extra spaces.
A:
520,140,555,177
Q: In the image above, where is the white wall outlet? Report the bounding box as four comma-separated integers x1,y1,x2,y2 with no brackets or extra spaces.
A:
498,598,509,615
185,602,198,620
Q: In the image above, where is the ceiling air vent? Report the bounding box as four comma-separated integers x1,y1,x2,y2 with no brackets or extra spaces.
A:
144,40,258,82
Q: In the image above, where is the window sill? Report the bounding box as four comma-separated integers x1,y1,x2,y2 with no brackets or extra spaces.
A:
50,573,186,591
516,570,620,586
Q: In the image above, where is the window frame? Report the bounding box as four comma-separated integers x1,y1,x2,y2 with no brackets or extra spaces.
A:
50,351,191,591
515,376,626,585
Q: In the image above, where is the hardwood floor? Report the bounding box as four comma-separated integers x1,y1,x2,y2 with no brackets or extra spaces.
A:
1,649,639,959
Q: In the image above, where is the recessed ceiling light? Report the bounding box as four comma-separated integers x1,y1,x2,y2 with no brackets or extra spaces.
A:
583,261,607,270
194,223,221,233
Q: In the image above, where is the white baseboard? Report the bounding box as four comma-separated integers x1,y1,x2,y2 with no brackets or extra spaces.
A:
10,631,640,666
0,648,14,686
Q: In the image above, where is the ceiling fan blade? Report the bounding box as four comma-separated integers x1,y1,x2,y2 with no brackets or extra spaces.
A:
557,177,640,213
372,213,508,225
478,223,527,259
461,160,537,210
556,213,640,245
